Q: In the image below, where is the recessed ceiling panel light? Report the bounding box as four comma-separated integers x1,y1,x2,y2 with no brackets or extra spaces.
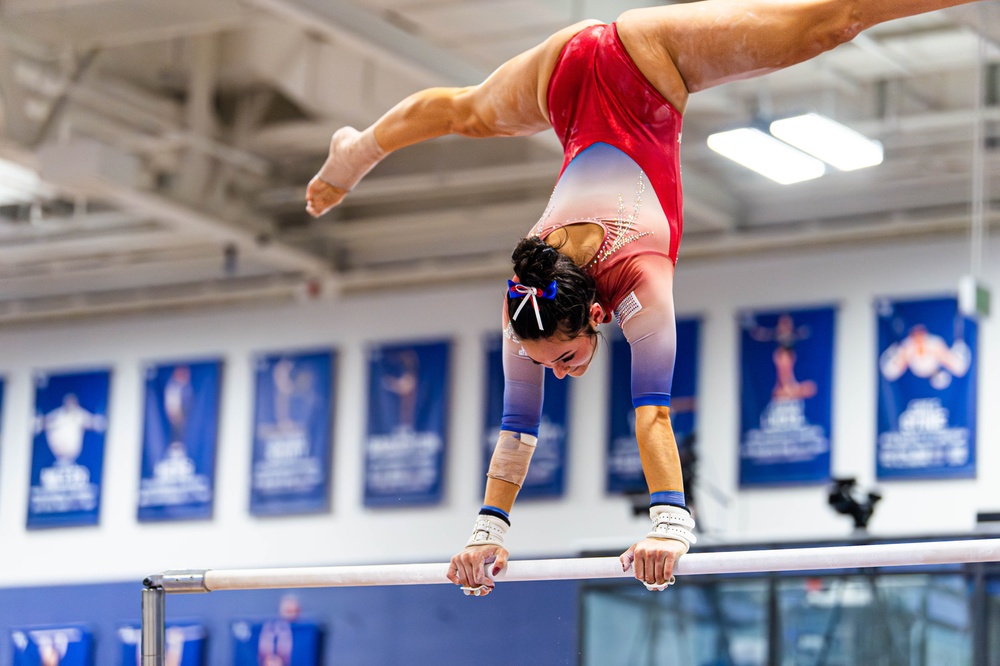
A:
707,128,826,185
770,113,884,171
0,158,42,205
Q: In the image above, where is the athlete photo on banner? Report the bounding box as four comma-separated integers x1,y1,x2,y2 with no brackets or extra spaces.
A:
876,296,977,480
138,360,222,522
28,370,110,529
482,335,569,499
608,319,699,496
231,619,322,666
364,340,450,507
251,350,335,516
739,307,835,486
118,623,207,666
11,624,93,666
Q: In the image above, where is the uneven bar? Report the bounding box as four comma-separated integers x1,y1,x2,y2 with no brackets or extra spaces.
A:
150,538,1000,594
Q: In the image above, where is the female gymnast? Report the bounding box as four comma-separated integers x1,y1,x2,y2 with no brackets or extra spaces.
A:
305,0,982,595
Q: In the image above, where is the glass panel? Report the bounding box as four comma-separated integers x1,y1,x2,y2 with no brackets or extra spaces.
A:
582,580,769,666
985,578,1000,663
778,574,971,666
582,573,974,666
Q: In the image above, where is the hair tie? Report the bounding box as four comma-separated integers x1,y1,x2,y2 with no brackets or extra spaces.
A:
507,279,558,331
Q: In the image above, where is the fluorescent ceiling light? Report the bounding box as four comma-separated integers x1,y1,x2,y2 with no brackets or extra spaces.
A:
770,113,883,171
707,128,825,185
0,158,42,205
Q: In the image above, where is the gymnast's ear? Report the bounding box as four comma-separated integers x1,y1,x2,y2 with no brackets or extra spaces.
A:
589,302,604,326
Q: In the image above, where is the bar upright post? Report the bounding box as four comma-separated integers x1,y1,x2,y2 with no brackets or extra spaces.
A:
141,584,165,666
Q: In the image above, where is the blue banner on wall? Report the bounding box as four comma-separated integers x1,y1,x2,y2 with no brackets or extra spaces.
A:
364,341,450,507
232,619,322,666
138,360,222,522
739,307,835,486
481,336,568,499
119,623,206,666
876,296,977,479
251,350,335,516
607,319,699,495
11,625,93,665
28,370,110,528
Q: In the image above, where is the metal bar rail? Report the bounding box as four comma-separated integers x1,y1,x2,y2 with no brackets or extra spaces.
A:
140,538,1000,665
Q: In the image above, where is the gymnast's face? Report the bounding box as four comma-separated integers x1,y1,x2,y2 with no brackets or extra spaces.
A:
520,332,599,379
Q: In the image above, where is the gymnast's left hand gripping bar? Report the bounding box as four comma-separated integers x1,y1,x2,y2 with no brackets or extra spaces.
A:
141,570,210,666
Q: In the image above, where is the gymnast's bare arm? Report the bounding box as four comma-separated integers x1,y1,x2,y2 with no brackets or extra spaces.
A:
616,0,983,114
305,19,601,217
619,405,689,587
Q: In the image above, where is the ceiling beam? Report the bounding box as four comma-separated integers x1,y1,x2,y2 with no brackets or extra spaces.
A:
682,209,1000,261
298,209,1000,295
0,42,34,143
946,3,1000,49
259,150,737,231
0,226,193,265
244,0,487,86
34,138,335,278
743,157,1000,226
0,273,307,326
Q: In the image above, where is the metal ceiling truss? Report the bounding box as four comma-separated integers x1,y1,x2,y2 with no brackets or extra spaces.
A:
0,0,996,323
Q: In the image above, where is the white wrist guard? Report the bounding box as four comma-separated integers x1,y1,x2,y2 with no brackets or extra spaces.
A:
647,505,697,552
466,513,508,548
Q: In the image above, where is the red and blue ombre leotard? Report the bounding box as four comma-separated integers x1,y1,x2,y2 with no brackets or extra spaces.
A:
501,23,684,436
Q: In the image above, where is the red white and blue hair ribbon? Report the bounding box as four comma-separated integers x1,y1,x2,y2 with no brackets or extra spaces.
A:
507,279,557,331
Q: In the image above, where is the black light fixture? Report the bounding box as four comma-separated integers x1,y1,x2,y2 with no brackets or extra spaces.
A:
828,477,881,531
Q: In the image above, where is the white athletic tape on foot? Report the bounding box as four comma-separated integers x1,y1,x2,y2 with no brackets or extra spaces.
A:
315,126,386,192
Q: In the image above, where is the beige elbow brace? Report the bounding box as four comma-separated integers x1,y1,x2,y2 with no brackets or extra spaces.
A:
486,430,537,487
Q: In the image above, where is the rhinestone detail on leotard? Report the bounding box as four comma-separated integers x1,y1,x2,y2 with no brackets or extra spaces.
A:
531,171,653,270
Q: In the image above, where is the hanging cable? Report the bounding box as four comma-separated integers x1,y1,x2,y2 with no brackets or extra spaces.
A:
959,6,991,319
969,7,987,281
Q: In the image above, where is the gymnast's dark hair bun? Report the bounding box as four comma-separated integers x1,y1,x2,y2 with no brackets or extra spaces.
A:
507,236,597,341
512,236,561,283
